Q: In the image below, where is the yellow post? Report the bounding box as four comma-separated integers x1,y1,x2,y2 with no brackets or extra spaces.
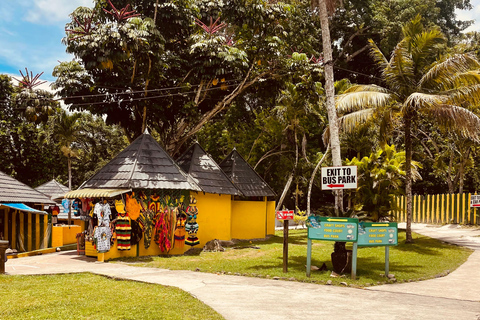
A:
456,193,465,223
14,211,19,250
97,253,105,262
426,194,431,223
438,194,442,224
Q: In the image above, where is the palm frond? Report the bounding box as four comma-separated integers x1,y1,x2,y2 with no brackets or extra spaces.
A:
339,109,375,134
404,92,448,112
385,41,415,93
445,84,480,107
420,53,480,90
343,84,390,94
423,104,480,142
410,29,445,70
368,39,388,71
336,91,393,114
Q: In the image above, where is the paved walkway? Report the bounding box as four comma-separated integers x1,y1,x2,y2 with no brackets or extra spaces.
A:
4,223,480,320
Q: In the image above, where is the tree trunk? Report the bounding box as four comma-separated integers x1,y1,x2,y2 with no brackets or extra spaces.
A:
404,114,413,243
317,0,343,214
307,145,330,215
68,155,72,191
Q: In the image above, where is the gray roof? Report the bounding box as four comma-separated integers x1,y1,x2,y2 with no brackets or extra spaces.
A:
0,171,56,204
34,179,70,200
219,149,276,197
176,143,241,195
82,131,200,191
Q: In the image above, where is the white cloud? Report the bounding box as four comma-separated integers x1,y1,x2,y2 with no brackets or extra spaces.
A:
456,0,480,32
25,0,94,24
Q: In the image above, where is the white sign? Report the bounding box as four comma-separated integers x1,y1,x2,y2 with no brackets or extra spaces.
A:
321,166,357,190
471,195,480,207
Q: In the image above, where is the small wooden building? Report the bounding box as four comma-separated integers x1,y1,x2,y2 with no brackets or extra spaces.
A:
0,171,55,252
64,131,276,261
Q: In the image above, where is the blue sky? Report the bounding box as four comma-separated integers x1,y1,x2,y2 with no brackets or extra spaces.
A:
0,0,479,86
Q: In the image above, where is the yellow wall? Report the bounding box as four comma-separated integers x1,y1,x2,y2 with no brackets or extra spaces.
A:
52,225,81,247
84,192,274,261
266,201,276,235
231,198,267,239
194,192,232,245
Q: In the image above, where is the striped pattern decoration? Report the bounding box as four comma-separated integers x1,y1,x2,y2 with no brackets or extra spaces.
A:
1,209,49,252
116,213,132,250
393,193,478,225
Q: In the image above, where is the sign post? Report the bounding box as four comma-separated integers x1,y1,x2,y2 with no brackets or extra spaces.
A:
276,210,294,273
306,216,358,279
357,222,398,276
306,217,398,279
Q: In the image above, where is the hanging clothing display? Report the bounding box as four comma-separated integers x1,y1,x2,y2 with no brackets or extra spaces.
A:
93,226,113,253
185,206,199,246
154,207,175,253
72,199,82,216
130,219,143,246
125,193,141,220
174,211,187,249
94,202,111,226
115,199,131,250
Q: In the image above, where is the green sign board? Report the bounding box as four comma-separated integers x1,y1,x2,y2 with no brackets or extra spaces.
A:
357,222,398,246
307,216,358,242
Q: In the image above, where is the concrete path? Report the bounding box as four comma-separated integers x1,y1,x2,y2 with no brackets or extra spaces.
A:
4,223,480,320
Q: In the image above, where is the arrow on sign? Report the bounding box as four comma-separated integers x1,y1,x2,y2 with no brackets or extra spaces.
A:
327,184,345,188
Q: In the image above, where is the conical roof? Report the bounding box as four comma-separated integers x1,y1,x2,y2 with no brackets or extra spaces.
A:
82,131,200,191
35,179,70,200
219,149,276,197
0,171,55,204
176,143,241,195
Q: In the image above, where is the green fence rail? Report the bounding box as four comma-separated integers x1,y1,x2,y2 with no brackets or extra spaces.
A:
392,193,479,225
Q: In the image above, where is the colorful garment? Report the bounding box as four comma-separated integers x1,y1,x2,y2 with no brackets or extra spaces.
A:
94,202,111,226
116,212,132,250
130,220,143,246
185,206,199,246
174,212,187,249
137,209,155,249
125,193,141,220
154,208,175,253
93,226,112,253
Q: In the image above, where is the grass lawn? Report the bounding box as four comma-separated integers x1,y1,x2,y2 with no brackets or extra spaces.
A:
0,273,224,320
116,229,472,287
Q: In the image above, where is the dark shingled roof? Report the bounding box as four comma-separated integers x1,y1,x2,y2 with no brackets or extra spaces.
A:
176,143,241,195
34,179,70,200
0,171,55,204
82,131,200,191
219,149,276,197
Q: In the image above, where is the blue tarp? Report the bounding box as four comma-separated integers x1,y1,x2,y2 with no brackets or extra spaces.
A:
0,203,47,214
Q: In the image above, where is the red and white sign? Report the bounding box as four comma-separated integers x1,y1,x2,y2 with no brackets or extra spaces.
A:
471,195,480,207
321,166,357,190
276,210,295,220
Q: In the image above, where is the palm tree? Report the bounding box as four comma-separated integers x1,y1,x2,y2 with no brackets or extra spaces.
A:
335,15,480,242
312,0,343,214
53,110,82,190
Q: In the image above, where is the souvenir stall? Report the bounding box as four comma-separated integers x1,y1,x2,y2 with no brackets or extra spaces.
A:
63,131,202,261
0,171,55,254
35,179,84,248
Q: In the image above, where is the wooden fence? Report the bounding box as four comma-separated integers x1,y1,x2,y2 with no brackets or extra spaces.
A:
393,193,479,225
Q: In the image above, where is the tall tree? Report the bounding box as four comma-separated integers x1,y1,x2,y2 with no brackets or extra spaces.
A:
53,0,323,156
53,110,82,190
334,15,480,242
312,0,343,214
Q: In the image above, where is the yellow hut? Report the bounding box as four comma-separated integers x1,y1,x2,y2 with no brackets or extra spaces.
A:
63,131,276,261
0,171,55,254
